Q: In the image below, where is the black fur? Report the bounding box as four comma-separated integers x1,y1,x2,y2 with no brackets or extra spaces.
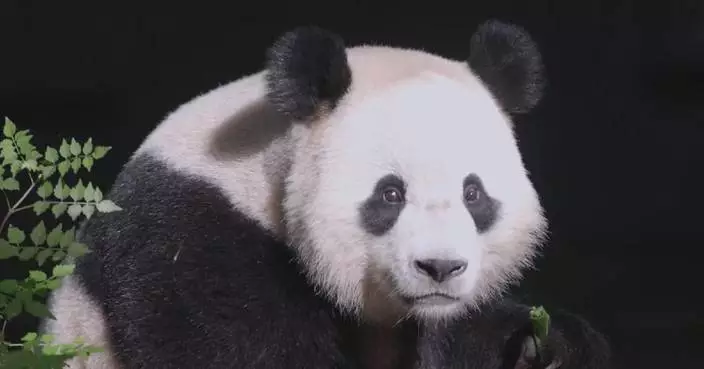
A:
73,153,360,369
414,298,612,369
358,174,407,236
463,173,501,233
264,26,352,121
468,20,546,114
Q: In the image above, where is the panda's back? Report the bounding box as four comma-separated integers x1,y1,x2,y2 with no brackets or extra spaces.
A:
45,72,349,368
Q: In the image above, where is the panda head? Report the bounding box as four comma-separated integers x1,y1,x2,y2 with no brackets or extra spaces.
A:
265,21,548,323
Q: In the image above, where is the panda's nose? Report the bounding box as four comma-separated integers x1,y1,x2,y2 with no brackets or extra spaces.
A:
413,258,468,283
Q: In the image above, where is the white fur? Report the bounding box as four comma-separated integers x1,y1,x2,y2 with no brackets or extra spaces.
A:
42,275,119,369
45,43,547,360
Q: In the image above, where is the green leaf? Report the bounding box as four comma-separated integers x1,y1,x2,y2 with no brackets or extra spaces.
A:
46,225,63,247
0,138,12,150
18,246,38,261
67,242,90,258
0,279,19,293
82,204,95,219
60,228,75,248
52,264,75,278
21,332,38,342
96,199,121,213
84,183,95,202
16,137,34,158
2,177,20,190
70,180,85,201
71,157,82,173
0,240,18,259
30,221,47,246
45,146,59,163
29,270,48,282
10,160,22,175
22,158,38,171
7,225,26,244
59,139,71,158
51,250,66,261
53,180,66,200
92,146,110,159
67,203,83,220
36,248,53,266
41,164,56,178
529,306,551,342
3,117,17,137
58,159,70,176
94,187,104,203
32,201,51,216
45,278,61,290
82,156,95,171
82,138,94,155
70,138,81,156
40,334,55,344
51,203,68,218
37,181,53,198
6,297,22,318
24,299,54,319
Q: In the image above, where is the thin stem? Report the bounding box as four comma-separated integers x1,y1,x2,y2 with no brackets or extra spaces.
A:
1,189,10,209
13,200,94,213
0,181,37,233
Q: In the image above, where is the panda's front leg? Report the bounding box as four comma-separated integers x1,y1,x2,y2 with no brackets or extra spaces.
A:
502,304,612,369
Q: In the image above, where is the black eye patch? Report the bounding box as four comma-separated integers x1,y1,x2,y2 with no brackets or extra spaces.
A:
463,174,501,233
358,174,407,236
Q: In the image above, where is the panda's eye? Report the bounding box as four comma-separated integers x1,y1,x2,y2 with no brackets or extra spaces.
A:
382,187,404,204
464,184,481,204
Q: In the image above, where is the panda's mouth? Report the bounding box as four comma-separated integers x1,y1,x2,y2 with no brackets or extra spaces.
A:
400,293,460,306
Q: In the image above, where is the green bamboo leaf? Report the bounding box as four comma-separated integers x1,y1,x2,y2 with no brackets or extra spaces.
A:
2,177,20,190
32,201,51,215
37,181,53,199
92,146,110,159
44,146,59,163
3,117,17,137
29,270,48,282
83,156,95,171
71,157,82,173
0,279,18,293
58,160,70,176
59,139,71,158
18,246,38,261
67,203,83,220
51,203,68,218
7,225,26,244
0,240,18,259
82,138,94,155
60,228,75,248
67,242,90,258
30,221,47,246
96,199,121,213
6,297,23,318
52,264,75,278
46,225,63,247
69,138,81,156
36,248,53,266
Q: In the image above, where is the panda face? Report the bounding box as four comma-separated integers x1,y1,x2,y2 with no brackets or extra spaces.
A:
268,22,548,322
287,72,546,321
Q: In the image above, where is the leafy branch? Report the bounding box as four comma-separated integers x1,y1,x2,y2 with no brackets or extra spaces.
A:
1,117,120,368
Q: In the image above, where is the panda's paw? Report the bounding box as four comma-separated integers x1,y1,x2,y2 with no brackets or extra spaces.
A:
513,334,563,369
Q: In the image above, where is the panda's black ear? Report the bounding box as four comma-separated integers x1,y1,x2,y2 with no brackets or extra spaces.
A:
264,26,352,122
467,20,545,115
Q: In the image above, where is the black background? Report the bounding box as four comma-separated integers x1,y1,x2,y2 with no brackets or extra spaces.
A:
2,1,703,368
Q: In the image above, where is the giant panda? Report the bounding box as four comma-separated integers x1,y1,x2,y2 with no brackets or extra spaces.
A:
42,20,608,369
